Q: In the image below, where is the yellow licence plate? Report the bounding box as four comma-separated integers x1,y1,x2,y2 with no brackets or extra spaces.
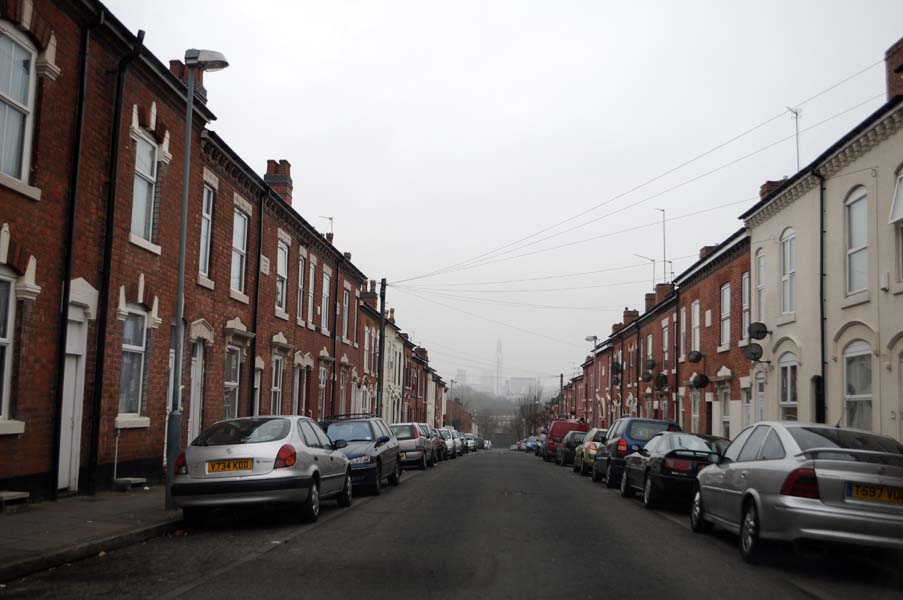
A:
207,459,253,473
846,482,903,504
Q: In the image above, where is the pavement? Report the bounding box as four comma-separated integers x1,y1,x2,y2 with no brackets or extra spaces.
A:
0,487,180,583
1,451,901,599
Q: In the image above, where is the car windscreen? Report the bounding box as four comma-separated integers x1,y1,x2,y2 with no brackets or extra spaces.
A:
788,427,903,456
592,431,607,442
326,421,374,442
572,433,585,442
391,424,416,440
193,418,290,446
438,430,450,439
626,421,675,442
667,434,711,451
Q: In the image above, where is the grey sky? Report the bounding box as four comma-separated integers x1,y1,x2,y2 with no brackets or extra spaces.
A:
107,0,903,393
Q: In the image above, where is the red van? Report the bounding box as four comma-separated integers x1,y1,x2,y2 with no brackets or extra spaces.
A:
542,420,589,461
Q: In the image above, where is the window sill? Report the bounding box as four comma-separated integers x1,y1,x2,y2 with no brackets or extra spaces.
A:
717,344,730,354
354,342,359,349
275,308,289,321
738,338,749,348
0,419,25,435
776,312,796,327
320,328,331,337
306,322,315,331
0,172,41,202
197,275,215,290
892,281,903,296
841,290,870,309
128,233,162,256
678,356,686,364
229,289,249,304
115,416,150,429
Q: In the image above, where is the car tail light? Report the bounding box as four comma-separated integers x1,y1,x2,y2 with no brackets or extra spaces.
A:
275,444,297,469
175,451,187,475
413,427,420,439
585,442,599,451
616,438,628,457
664,458,691,471
781,468,819,499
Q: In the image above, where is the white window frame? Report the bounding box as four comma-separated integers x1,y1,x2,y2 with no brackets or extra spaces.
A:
843,340,872,431
321,272,331,330
662,324,669,372
897,220,903,283
199,184,214,277
318,365,328,417
271,355,284,415
130,132,158,243
780,228,797,314
691,389,700,433
275,241,289,311
779,352,798,421
118,308,147,417
307,260,316,324
845,188,869,295
691,300,700,352
364,329,370,373
741,272,750,340
755,372,766,423
720,283,731,347
224,346,240,419
252,367,262,416
645,334,653,363
741,387,751,428
297,256,306,322
0,271,16,421
719,384,730,438
755,249,765,322
342,288,350,340
231,210,249,294
0,25,37,182
679,306,686,359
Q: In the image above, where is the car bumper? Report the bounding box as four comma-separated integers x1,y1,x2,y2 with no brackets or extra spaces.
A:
651,473,696,499
764,496,903,549
171,474,313,508
400,450,425,467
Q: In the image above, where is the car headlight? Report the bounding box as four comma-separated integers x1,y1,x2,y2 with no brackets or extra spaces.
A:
349,455,372,464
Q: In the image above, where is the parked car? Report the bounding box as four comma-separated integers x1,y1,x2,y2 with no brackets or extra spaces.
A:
592,418,681,486
390,422,434,470
691,422,903,563
465,433,476,452
525,435,538,453
543,420,589,462
323,415,401,495
573,428,607,476
485,440,493,450
556,430,586,466
423,424,446,461
456,431,469,455
438,428,458,458
535,434,546,457
694,433,731,456
620,432,720,508
172,416,352,525
474,436,484,450
509,443,518,451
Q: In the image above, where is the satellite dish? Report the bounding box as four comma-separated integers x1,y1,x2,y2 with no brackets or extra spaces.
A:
654,373,668,389
641,371,653,382
748,322,769,340
687,350,703,363
692,373,710,388
611,363,622,374
611,376,621,386
645,359,657,371
744,343,764,361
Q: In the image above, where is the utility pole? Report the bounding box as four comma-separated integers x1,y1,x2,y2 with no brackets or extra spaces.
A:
376,278,387,417
788,106,801,171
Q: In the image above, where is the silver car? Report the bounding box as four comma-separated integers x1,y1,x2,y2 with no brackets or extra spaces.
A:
172,417,352,525
692,421,903,562
391,422,434,469
438,428,458,459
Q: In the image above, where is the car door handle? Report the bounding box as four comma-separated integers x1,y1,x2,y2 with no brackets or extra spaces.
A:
314,456,318,461
740,472,747,479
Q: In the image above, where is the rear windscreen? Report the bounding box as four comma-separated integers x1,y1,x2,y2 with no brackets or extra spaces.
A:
193,418,290,446
592,431,607,442
627,421,676,442
439,430,450,439
788,427,903,455
391,424,416,440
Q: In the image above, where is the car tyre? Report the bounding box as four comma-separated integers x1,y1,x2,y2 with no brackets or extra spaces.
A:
591,463,603,482
619,469,633,497
420,454,428,470
690,487,714,534
372,463,383,495
605,462,618,488
300,480,320,523
388,460,402,486
642,474,656,509
336,471,352,508
740,502,765,564
572,457,581,473
580,459,590,476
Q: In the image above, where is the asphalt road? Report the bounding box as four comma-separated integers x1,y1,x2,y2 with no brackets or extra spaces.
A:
3,451,902,599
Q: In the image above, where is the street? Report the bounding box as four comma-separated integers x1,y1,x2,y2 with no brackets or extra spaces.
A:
3,451,901,600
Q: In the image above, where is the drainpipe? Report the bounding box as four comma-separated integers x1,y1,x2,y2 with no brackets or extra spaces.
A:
673,288,680,425
247,195,264,416
330,253,343,415
49,10,103,500
814,170,827,423
86,30,145,495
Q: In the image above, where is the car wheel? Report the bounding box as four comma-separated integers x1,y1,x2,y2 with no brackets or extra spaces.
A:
336,471,352,508
591,463,603,482
740,502,764,563
182,507,207,529
388,460,402,486
605,462,618,489
619,469,633,497
580,460,590,476
572,457,581,473
420,454,428,470
372,464,383,495
300,480,320,523
643,474,656,509
690,487,714,533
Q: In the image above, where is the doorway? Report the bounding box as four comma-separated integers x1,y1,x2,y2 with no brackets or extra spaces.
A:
188,342,205,443
58,307,87,491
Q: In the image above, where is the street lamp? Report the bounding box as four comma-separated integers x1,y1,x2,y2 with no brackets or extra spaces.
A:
166,48,229,511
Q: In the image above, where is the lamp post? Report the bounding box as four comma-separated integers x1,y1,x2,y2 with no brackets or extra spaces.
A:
165,49,229,511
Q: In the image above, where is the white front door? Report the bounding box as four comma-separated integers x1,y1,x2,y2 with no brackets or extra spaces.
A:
188,343,205,444
58,307,87,491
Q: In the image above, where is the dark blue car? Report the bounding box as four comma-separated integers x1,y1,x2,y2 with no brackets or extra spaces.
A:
591,418,682,486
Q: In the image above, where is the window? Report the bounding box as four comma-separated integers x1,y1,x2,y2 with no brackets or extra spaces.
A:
691,389,700,432
118,311,147,415
318,365,327,417
845,189,868,294
0,29,35,180
662,324,669,372
646,334,653,363
199,185,214,277
755,372,766,423
843,340,872,431
719,385,730,439
720,283,730,347
231,210,249,293
292,366,301,414
680,306,686,358
759,429,785,460
893,172,903,280
321,272,331,330
252,367,262,416
364,329,370,372
297,256,306,321
130,134,157,242
691,300,700,352
738,425,769,462
340,370,347,413
224,346,240,419
741,387,751,427
755,249,765,322
307,261,316,323
723,426,754,462
741,272,750,340
342,289,350,339
275,242,288,311
271,356,284,415
898,221,903,282
780,228,797,313
299,420,321,447
0,274,15,419
779,352,798,421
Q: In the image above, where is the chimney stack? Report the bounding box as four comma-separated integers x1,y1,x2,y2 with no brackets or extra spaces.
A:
885,36,903,100
759,178,786,200
622,307,639,325
325,232,334,244
699,245,717,260
654,283,674,305
264,159,293,206
612,322,624,335
169,59,207,103
361,279,378,309
389,308,396,323
644,293,656,313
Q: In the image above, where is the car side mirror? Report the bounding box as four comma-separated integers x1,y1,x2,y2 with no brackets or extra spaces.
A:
333,439,348,449
376,435,390,446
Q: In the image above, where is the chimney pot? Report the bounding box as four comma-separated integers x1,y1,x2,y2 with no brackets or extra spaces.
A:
325,232,334,244
699,245,717,260
644,293,656,312
343,251,352,260
654,283,674,305
169,59,207,103
264,159,293,205
759,178,786,200
885,35,903,100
